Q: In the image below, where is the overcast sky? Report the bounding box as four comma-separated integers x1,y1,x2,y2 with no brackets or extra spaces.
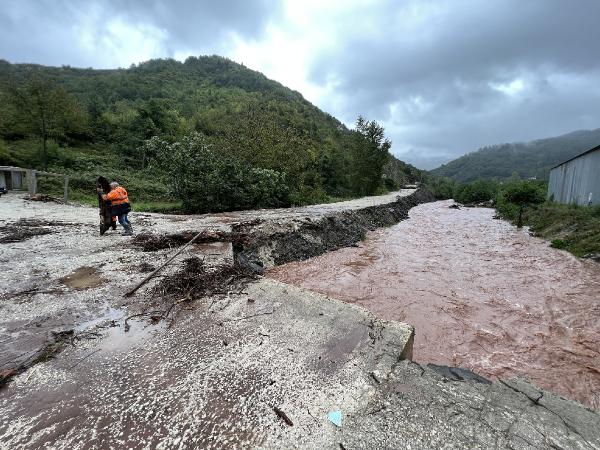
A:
2,0,600,169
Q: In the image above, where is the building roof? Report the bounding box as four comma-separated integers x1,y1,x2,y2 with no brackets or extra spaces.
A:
551,144,600,170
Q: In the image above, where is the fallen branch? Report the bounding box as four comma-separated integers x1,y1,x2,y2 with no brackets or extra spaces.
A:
124,310,164,332
125,257,261,329
163,295,192,319
66,348,102,370
5,287,63,299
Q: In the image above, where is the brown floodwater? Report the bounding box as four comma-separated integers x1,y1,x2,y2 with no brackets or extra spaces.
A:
269,200,600,409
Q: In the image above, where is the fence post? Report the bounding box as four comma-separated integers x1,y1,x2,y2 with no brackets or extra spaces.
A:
31,170,37,195
26,169,33,195
63,176,69,203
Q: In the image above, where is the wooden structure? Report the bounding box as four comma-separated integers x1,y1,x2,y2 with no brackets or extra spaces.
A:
0,166,70,202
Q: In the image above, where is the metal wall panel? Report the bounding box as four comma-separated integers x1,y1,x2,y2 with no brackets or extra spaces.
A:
548,149,600,205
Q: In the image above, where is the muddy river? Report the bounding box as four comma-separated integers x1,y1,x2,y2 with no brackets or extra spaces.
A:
269,200,600,409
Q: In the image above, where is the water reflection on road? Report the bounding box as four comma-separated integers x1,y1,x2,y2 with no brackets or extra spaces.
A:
269,200,600,409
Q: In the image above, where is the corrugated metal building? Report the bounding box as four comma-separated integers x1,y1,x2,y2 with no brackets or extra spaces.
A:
548,144,600,206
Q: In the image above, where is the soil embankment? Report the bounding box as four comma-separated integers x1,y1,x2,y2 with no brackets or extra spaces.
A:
269,200,600,409
232,188,435,268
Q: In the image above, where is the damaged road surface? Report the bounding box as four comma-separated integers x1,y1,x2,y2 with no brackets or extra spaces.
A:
1,191,599,449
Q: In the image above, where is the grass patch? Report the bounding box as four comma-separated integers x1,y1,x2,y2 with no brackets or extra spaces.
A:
518,203,600,257
550,239,567,249
3,139,176,209
133,200,183,213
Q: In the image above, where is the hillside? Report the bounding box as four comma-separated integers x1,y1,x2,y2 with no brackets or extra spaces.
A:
0,57,421,211
430,129,600,182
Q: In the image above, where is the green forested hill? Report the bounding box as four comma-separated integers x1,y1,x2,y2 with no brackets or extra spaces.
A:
0,57,420,211
430,129,600,182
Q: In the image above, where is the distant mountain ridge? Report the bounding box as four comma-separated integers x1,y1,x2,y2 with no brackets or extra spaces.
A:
430,129,600,182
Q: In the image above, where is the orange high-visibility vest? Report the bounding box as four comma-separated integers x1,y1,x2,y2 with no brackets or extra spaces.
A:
106,186,129,205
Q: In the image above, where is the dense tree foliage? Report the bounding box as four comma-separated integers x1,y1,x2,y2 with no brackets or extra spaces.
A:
430,129,600,182
2,75,88,170
0,57,421,210
149,133,289,212
349,117,392,196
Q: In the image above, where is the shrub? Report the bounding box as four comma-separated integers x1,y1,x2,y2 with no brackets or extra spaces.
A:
498,180,546,227
550,239,567,249
151,132,290,213
453,179,498,204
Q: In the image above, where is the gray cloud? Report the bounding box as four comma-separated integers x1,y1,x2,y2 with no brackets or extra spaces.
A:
0,0,281,67
2,0,600,169
308,0,600,168
115,0,281,53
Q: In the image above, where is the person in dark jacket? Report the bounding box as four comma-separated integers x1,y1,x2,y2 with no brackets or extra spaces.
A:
97,176,117,235
97,181,133,236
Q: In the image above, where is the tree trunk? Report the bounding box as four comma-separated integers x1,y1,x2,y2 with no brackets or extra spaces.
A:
517,205,524,228
41,110,48,171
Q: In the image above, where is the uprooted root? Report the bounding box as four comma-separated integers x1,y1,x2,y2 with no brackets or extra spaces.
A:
0,218,79,244
156,257,258,300
124,257,260,330
131,231,199,251
26,194,65,204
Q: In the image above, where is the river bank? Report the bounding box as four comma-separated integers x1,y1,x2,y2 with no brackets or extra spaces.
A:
269,200,600,410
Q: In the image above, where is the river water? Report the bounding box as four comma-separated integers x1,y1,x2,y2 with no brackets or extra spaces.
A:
269,200,600,409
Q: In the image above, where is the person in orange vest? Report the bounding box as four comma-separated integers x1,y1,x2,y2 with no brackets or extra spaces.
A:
97,181,133,236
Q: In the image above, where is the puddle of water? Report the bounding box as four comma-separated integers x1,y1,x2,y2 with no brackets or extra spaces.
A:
98,319,161,353
74,307,124,332
269,200,600,409
59,267,105,290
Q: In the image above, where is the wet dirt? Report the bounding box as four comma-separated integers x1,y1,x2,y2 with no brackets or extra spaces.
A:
269,200,600,409
0,220,54,243
131,230,239,252
59,267,105,290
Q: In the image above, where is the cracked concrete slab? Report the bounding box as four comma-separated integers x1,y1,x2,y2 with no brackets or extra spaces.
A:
0,278,414,449
339,361,600,450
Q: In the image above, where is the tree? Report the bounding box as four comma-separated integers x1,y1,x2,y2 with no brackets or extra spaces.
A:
502,181,545,227
150,132,290,212
7,75,87,170
349,116,392,196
